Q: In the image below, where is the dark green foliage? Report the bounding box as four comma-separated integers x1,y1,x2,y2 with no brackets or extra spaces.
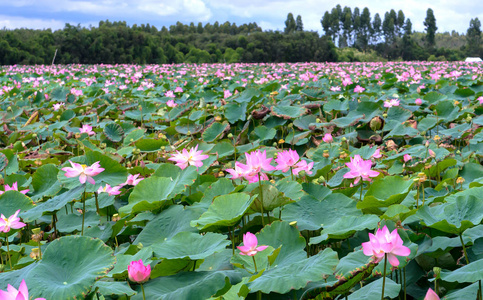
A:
0,19,338,64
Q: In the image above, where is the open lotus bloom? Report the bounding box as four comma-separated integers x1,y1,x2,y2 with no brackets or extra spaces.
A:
343,154,379,184
62,160,105,184
0,182,29,195
168,145,209,170
0,209,27,233
362,225,411,267
0,279,46,300
237,232,268,256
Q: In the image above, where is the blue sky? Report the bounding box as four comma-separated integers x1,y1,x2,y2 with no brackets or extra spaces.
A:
0,0,481,34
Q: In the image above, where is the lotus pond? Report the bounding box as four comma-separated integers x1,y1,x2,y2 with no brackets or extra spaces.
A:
0,61,482,299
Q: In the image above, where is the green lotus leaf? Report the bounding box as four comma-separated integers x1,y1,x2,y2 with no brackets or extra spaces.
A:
0,152,8,172
347,277,400,299
250,183,295,212
199,178,235,204
0,191,34,218
93,280,137,297
123,128,145,146
103,122,124,142
225,102,248,123
252,125,276,141
310,214,379,244
152,232,230,260
118,177,178,216
134,271,236,300
109,246,153,278
22,185,84,222
248,248,338,294
256,221,307,266
423,91,446,103
444,282,480,300
135,138,169,152
416,195,483,234
282,193,361,231
202,122,229,142
191,193,254,231
271,105,306,119
0,236,115,299
56,211,100,233
440,257,483,282
134,205,201,247
30,164,62,201
357,176,414,214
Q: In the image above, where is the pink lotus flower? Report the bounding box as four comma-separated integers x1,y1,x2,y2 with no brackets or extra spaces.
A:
174,86,183,93
415,98,423,105
275,149,313,175
343,154,379,184
70,88,83,97
362,225,411,266
0,209,26,233
62,160,105,184
224,90,232,98
478,96,483,105
322,133,333,143
329,86,341,92
237,232,268,256
424,288,440,300
0,279,46,300
226,161,251,180
372,148,382,159
226,150,274,183
79,124,95,136
0,182,29,195
97,184,122,196
354,85,365,93
166,99,177,107
168,145,209,170
53,102,65,111
121,174,144,186
384,99,400,108
165,90,175,98
429,149,436,158
403,154,412,162
128,260,151,283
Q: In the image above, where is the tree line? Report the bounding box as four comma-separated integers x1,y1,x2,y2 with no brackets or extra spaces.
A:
0,20,337,65
318,5,482,61
0,5,481,65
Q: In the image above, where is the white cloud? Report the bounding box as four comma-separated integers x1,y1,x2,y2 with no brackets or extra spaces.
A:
0,15,65,30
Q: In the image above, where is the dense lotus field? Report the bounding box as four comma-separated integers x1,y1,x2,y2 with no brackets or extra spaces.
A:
0,61,482,300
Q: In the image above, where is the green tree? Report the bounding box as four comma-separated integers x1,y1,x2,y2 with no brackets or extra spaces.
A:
295,15,304,31
423,8,438,48
466,18,482,56
372,13,382,44
284,13,296,34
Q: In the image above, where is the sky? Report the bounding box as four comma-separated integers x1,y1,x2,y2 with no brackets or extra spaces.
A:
0,0,481,35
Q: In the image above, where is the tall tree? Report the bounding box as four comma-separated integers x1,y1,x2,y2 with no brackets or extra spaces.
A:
372,13,382,44
423,8,438,48
466,18,482,56
295,15,304,31
321,11,332,38
284,13,296,34
396,10,405,37
340,6,352,47
359,7,372,51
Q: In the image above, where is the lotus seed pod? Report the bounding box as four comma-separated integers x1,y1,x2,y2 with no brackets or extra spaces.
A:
370,116,383,131
272,142,277,147
32,133,37,138
227,133,233,138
